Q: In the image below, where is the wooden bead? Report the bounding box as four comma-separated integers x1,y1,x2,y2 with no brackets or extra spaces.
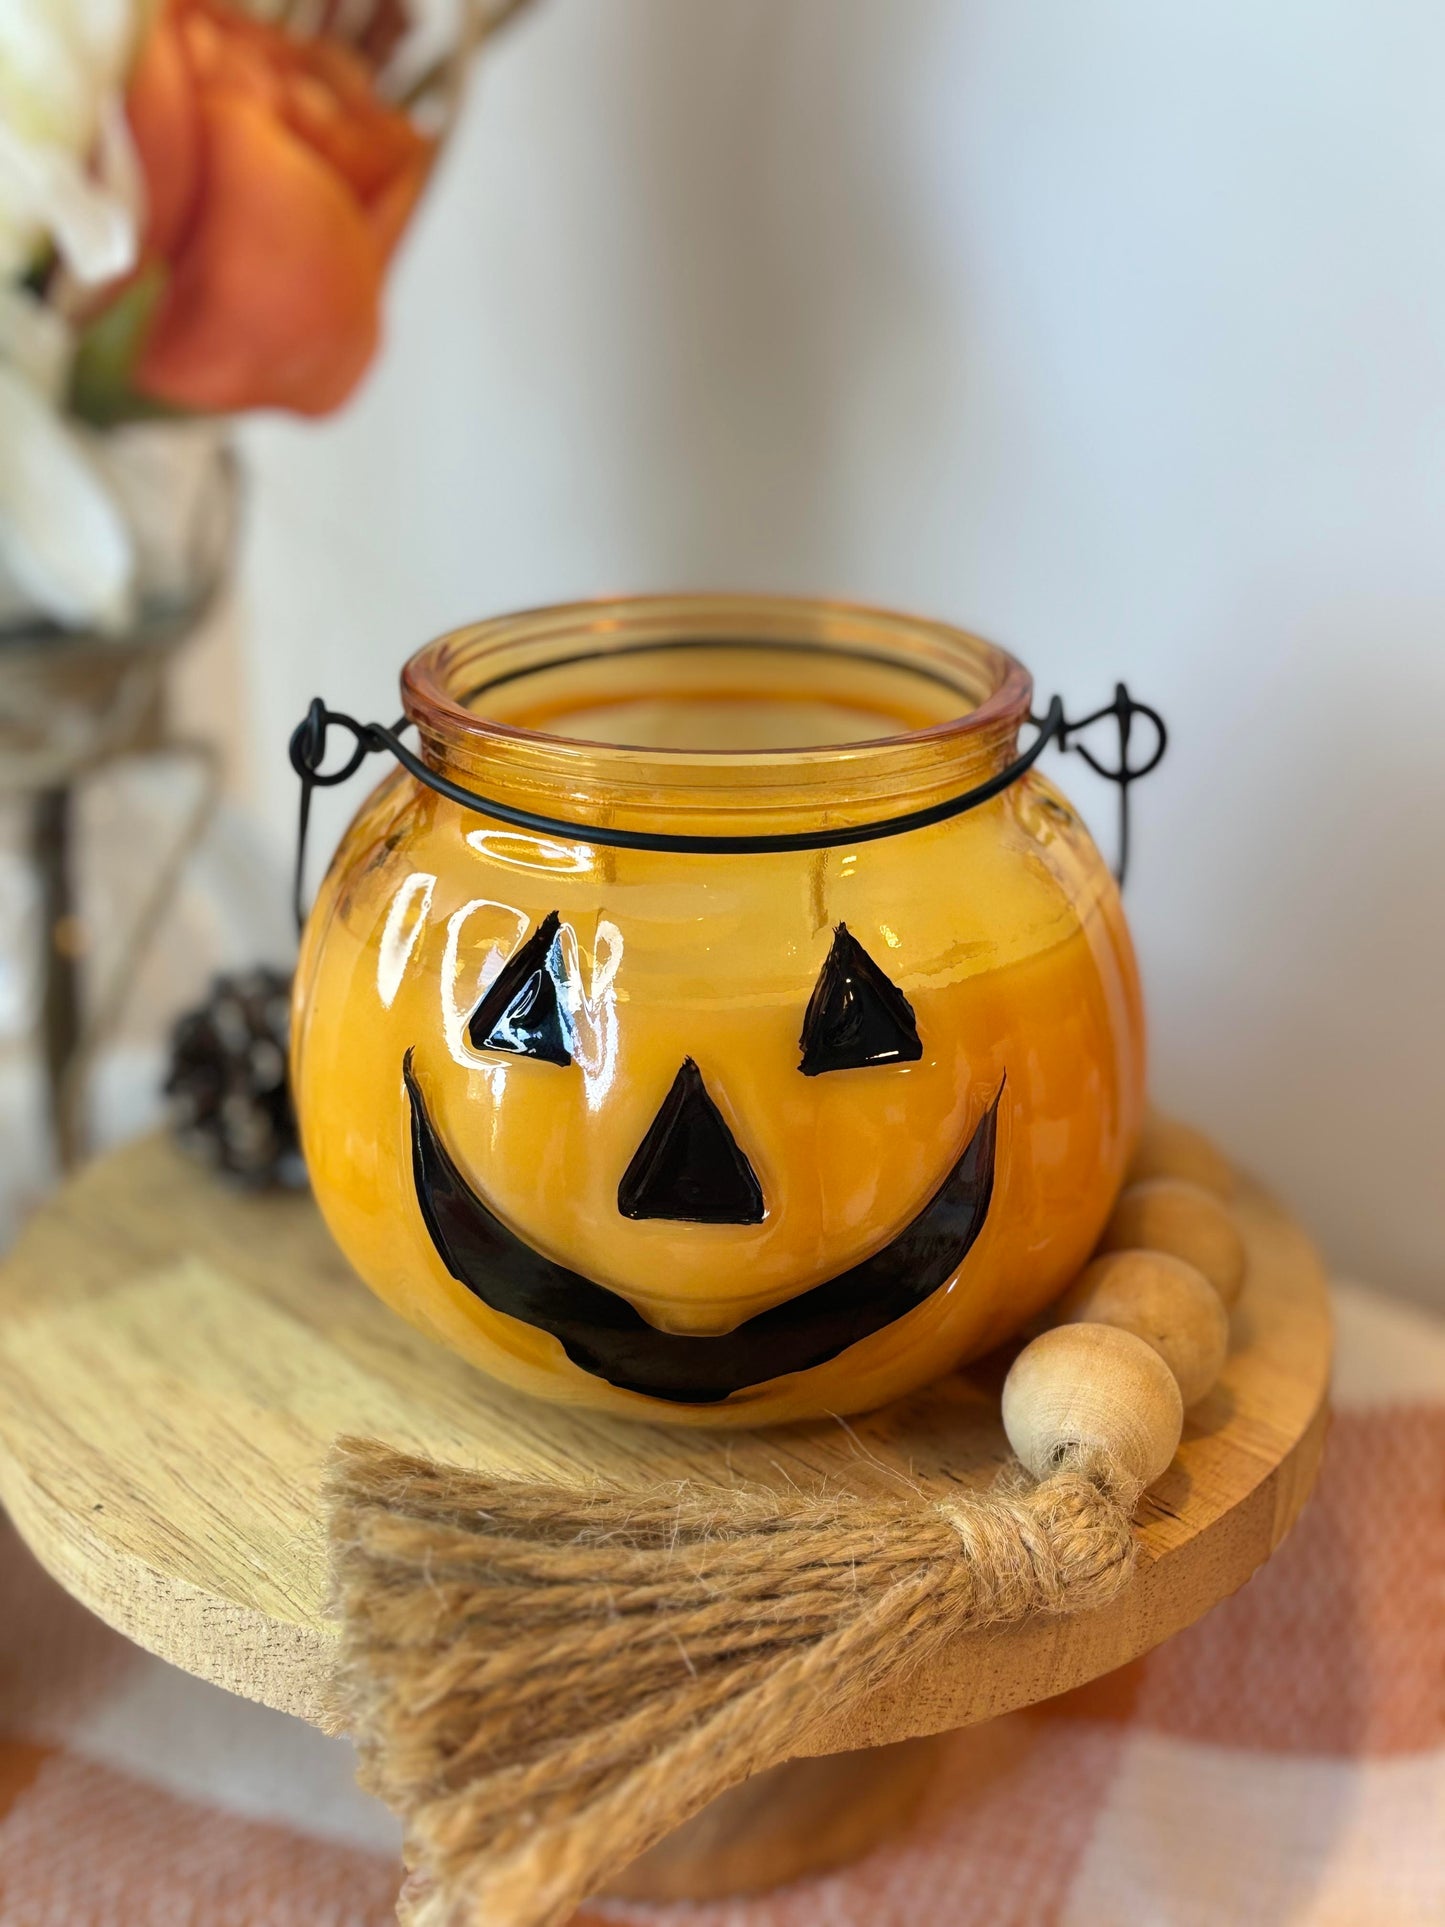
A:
1128,1107,1236,1202
1054,1251,1229,1407
1100,1178,1247,1307
1002,1323,1184,1490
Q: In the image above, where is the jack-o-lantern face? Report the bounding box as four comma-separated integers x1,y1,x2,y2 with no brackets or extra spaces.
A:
295,808,1141,1428
292,603,1147,1428
400,920,1002,1405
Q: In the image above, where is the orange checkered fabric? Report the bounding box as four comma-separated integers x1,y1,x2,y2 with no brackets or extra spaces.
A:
2,1281,1441,1926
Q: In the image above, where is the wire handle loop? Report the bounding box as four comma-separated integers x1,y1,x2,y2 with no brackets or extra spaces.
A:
1053,683,1168,893
289,686,1166,933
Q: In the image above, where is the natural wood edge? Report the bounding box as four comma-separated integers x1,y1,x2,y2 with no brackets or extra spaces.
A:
0,1331,1330,1745
601,1735,948,1903
0,1459,336,1728
800,1184,1335,1753
611,1389,1325,1905
800,1377,1330,1755
0,1159,1333,1743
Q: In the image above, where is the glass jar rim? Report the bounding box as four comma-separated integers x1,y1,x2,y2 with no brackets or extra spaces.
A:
394,594,1039,841
402,592,1031,765
292,599,1158,911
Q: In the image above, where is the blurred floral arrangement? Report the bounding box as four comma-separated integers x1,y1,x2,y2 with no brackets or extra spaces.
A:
0,0,507,636
0,0,524,1193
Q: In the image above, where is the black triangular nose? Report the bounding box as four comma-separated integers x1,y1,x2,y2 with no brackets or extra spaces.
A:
618,1059,765,1224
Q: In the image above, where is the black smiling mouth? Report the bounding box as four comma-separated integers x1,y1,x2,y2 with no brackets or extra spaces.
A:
402,1051,1002,1405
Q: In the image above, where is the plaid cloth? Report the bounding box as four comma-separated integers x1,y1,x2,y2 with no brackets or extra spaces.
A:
2,1279,1442,1926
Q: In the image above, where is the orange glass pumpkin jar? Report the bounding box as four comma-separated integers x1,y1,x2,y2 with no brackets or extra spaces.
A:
291,595,1148,1426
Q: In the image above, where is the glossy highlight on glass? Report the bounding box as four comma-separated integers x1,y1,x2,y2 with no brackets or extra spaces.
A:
466,908,572,1065
292,594,1147,1426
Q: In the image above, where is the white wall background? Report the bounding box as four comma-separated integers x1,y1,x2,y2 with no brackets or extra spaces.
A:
238,0,1445,1307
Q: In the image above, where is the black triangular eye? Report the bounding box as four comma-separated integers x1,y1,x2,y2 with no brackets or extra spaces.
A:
618,1059,765,1223
799,924,922,1076
467,911,572,1065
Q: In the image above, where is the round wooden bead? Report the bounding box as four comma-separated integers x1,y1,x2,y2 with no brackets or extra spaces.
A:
1002,1323,1184,1490
1128,1107,1236,1202
1100,1178,1247,1307
1054,1250,1229,1407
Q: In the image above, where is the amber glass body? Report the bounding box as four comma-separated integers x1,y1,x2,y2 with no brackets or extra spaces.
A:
293,596,1146,1426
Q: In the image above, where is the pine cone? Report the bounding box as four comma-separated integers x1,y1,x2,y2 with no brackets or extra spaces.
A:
165,968,305,1189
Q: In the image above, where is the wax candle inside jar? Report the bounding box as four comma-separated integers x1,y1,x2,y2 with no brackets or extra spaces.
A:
293,602,1145,1427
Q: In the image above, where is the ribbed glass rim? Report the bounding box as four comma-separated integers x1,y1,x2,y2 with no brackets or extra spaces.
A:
400,593,1032,776
290,599,1159,918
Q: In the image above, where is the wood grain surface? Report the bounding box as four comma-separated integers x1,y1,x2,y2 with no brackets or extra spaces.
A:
604,1735,948,1902
0,1132,1330,1750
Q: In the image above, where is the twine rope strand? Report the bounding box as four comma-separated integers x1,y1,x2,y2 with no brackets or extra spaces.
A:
327,1436,1141,1927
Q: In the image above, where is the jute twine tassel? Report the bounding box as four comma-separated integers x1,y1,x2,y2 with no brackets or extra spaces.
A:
327,1437,1142,1927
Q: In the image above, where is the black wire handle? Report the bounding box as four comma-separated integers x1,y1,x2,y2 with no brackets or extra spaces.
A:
289,685,1166,932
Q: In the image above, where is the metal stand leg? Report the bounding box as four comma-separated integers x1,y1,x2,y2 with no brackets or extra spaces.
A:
31,785,84,1172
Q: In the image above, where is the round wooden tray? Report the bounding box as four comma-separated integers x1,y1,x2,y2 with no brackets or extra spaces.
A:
0,1133,1329,1758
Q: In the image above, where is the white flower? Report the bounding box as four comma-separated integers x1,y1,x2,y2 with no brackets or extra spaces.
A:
0,0,143,284
0,4,143,628
0,285,134,631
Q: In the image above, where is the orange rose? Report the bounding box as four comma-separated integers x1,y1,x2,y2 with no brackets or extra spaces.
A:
123,0,434,417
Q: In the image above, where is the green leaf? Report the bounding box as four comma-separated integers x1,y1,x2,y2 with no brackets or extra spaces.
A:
68,267,186,427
